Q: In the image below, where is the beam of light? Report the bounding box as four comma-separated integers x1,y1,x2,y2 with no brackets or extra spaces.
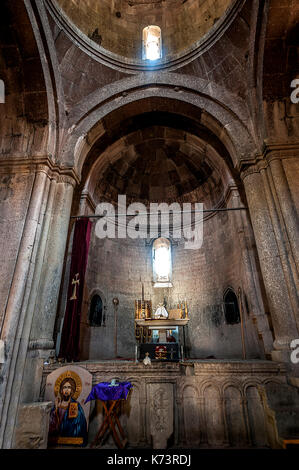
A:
155,246,170,278
146,37,160,60
145,31,161,60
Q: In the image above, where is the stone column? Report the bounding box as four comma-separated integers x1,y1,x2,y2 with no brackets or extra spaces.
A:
0,164,77,448
269,157,299,272
260,165,299,329
229,188,273,356
242,169,298,362
22,176,75,403
0,168,50,448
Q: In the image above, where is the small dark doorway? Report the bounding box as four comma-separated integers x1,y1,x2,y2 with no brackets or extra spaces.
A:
89,294,103,326
224,289,240,325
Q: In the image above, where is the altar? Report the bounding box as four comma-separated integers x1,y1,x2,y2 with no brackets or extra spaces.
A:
134,300,189,362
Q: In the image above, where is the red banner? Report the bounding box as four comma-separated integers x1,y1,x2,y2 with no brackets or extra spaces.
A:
59,219,92,362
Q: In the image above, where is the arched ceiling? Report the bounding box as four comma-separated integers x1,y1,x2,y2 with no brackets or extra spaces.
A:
94,132,223,205
54,0,234,61
72,99,244,215
0,0,48,124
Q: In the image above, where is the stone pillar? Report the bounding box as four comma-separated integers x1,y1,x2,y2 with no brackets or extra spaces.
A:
269,157,299,271
0,164,77,448
232,190,273,354
0,168,49,448
242,168,298,362
22,176,75,403
229,188,273,356
260,165,299,328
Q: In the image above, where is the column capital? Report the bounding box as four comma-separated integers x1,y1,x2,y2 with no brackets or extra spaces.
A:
240,143,299,181
0,156,80,187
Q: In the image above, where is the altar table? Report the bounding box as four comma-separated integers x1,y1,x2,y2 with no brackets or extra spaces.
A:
85,381,132,449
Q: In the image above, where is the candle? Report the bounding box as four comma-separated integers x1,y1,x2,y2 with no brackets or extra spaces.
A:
142,282,144,301
135,345,138,363
180,345,184,362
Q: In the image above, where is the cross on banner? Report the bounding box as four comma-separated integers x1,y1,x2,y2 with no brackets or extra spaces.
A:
70,273,80,300
59,218,92,362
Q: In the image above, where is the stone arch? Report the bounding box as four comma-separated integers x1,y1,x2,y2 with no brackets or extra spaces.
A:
200,380,222,396
59,73,257,174
0,1,49,156
243,379,262,395
222,379,243,395
262,378,284,387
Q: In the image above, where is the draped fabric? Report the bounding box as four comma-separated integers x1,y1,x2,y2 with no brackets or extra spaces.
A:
85,382,133,402
59,219,92,362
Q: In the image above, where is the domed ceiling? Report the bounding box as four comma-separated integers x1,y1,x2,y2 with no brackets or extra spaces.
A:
92,127,224,206
53,0,234,61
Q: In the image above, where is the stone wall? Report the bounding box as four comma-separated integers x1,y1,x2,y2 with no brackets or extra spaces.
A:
79,202,262,361
41,360,291,449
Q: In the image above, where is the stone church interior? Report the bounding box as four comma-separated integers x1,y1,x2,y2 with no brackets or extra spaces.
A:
0,0,299,450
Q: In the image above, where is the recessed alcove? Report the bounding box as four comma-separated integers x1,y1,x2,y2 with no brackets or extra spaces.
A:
64,104,264,362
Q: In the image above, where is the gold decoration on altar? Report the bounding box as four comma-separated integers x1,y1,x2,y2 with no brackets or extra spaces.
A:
155,345,167,360
134,299,188,321
134,298,189,340
135,299,152,320
54,370,82,401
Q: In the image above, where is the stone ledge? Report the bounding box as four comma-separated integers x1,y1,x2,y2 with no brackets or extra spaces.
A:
43,359,287,378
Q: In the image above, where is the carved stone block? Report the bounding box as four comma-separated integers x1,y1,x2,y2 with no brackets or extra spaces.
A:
148,383,173,449
14,402,52,449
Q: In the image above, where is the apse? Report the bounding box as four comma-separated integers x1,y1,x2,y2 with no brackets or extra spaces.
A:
59,107,263,362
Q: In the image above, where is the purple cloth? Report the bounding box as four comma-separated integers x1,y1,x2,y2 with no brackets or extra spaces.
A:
85,382,132,403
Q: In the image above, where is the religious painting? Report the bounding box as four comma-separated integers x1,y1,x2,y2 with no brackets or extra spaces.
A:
45,365,92,446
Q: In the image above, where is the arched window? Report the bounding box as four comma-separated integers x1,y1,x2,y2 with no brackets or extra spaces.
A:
152,237,172,287
89,294,103,326
223,289,240,325
142,25,162,61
